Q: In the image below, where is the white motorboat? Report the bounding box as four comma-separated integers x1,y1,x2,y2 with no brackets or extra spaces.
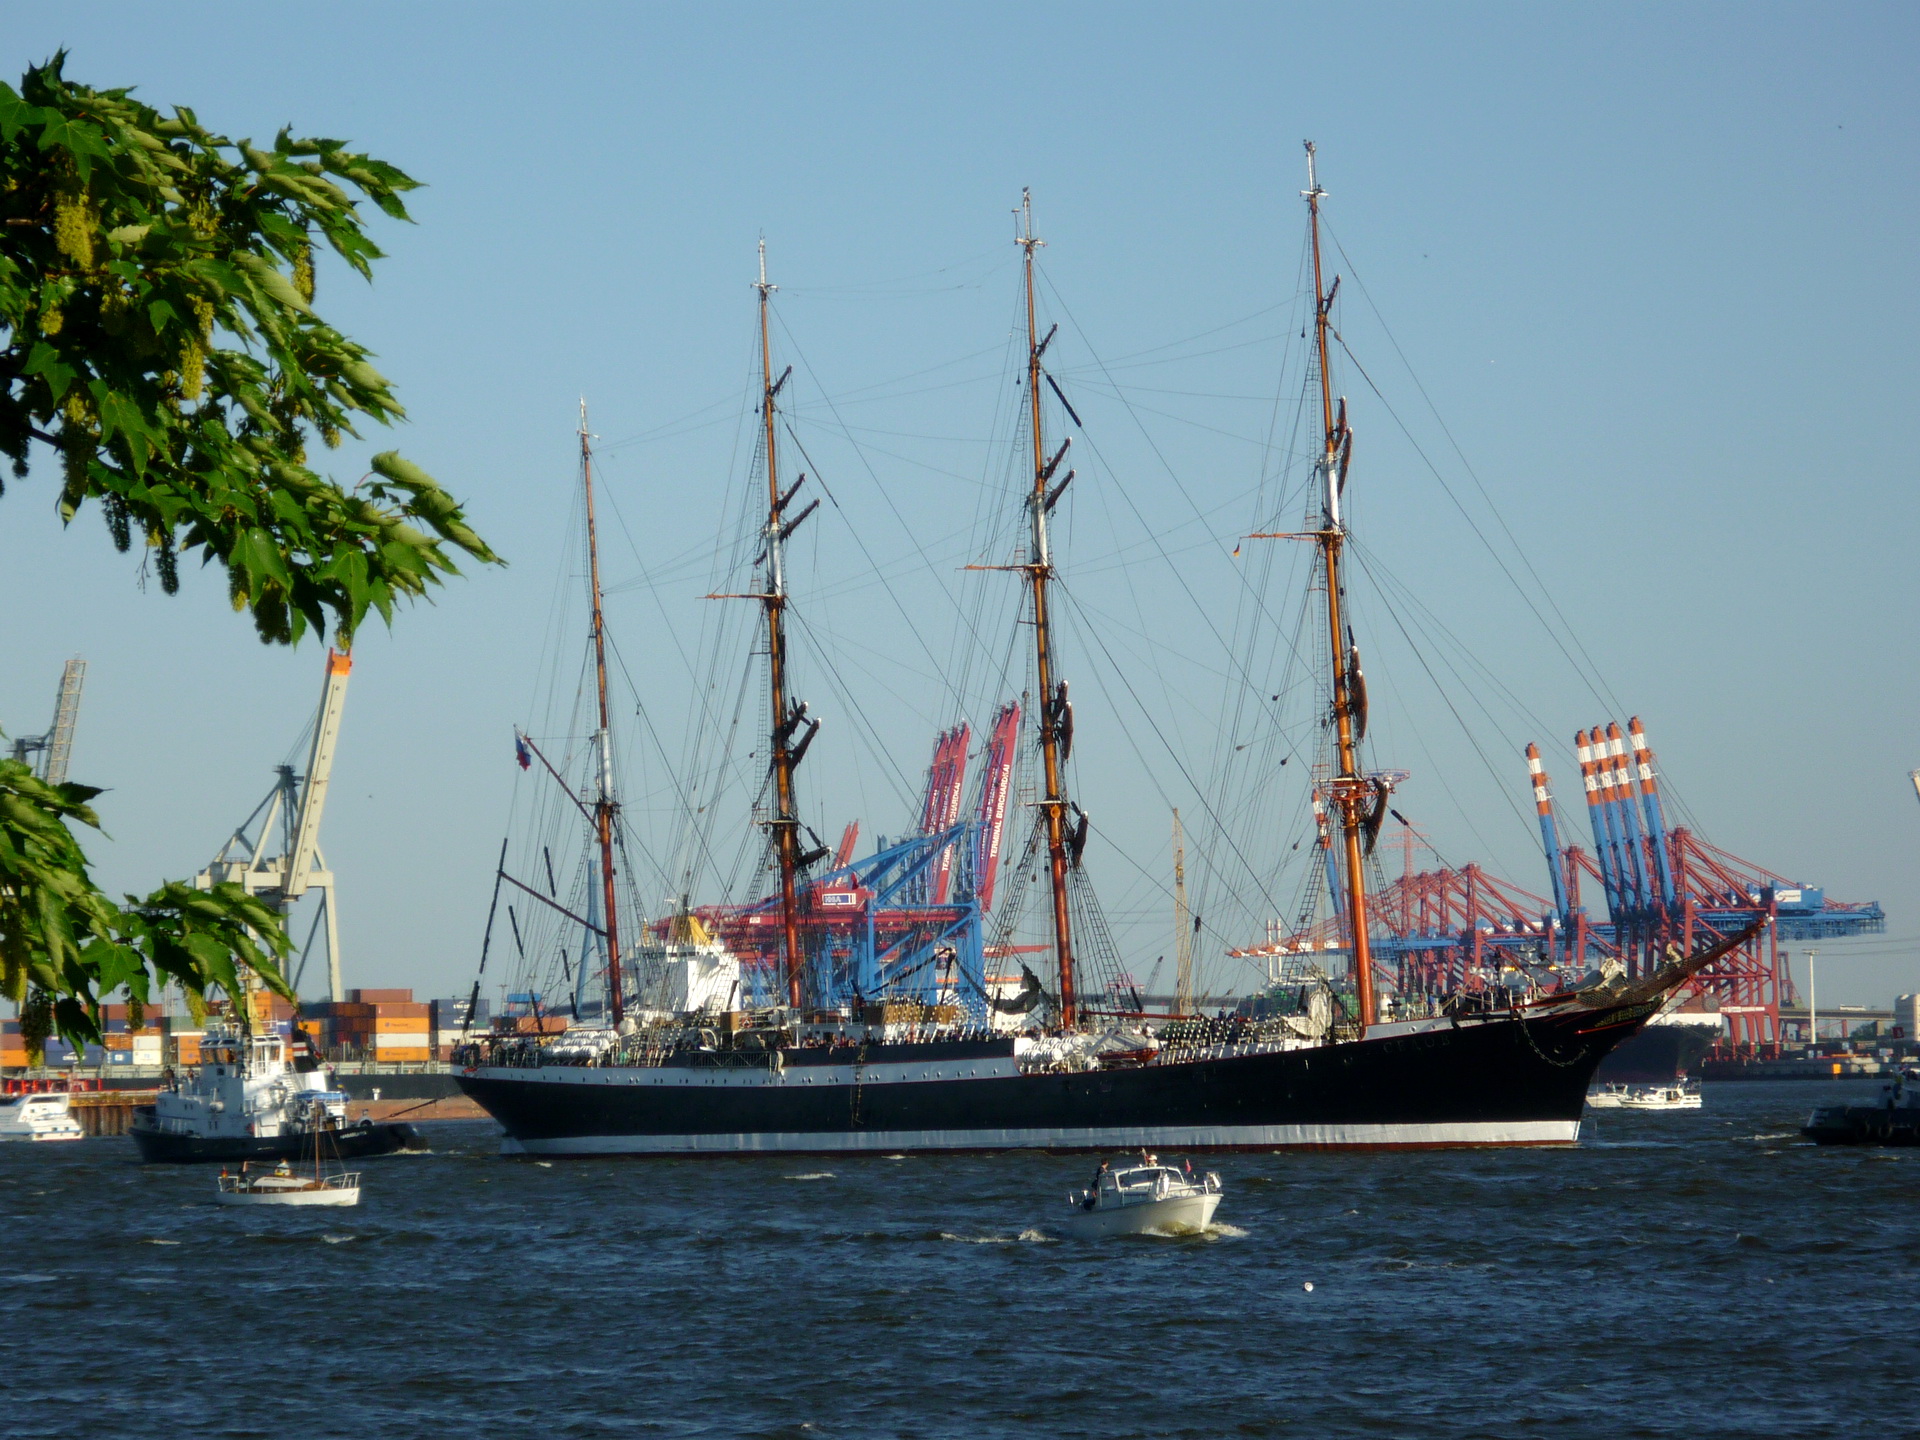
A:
0,1090,85,1142
215,1159,362,1207
1585,1083,1632,1109
1616,1081,1702,1112
1064,1160,1222,1238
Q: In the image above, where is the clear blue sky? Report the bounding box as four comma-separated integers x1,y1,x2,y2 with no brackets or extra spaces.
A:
4,3,1916,1008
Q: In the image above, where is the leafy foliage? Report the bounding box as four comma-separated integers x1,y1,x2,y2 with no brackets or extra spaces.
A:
0,52,498,647
0,55,473,1046
0,755,292,1051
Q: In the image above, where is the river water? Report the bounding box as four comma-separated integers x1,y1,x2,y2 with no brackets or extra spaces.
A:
4,1080,1915,1439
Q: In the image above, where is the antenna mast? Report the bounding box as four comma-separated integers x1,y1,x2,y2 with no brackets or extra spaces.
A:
758,242,808,1012
1304,142,1378,1034
580,401,625,1026
1017,190,1079,1028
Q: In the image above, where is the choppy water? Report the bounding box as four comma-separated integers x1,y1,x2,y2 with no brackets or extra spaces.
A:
4,1081,1916,1439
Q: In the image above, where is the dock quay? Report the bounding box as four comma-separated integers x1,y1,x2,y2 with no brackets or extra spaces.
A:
1703,1056,1904,1081
67,1089,157,1136
3,1063,489,1124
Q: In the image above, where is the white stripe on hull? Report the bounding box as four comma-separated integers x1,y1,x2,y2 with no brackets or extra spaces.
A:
497,1119,1580,1156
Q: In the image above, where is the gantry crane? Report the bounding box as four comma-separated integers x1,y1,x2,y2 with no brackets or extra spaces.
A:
10,657,86,783
194,649,352,1000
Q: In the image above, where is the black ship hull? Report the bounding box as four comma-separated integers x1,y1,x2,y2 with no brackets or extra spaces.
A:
1802,1107,1920,1147
457,1000,1656,1156
128,1112,422,1164
1592,1021,1721,1084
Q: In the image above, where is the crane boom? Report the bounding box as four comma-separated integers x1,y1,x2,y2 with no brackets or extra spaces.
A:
10,656,85,783
286,649,351,899
44,657,85,785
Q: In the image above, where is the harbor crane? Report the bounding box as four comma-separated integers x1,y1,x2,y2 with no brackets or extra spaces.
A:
194,650,352,1001
10,657,86,783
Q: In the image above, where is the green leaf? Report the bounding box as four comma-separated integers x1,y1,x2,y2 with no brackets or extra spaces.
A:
233,251,313,316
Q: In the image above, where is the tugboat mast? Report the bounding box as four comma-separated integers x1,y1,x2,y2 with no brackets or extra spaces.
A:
1016,191,1079,1028
756,242,808,1012
1303,143,1378,1034
579,400,625,1026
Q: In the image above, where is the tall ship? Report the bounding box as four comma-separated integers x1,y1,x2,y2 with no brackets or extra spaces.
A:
454,155,1759,1155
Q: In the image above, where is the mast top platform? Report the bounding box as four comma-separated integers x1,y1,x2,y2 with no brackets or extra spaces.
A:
756,237,777,297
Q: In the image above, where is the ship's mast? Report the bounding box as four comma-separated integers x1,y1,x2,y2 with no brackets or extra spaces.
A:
1017,191,1079,1028
1303,142,1377,1034
579,401,625,1026
757,242,807,1012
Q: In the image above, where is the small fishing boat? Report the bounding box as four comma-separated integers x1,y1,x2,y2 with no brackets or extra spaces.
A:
1615,1081,1702,1111
1064,1158,1222,1238
1804,1069,1920,1147
0,1090,84,1142
215,1158,362,1207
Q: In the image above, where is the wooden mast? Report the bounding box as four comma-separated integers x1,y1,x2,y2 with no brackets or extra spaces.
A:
579,400,625,1026
756,241,807,1012
1017,190,1078,1028
1303,142,1377,1034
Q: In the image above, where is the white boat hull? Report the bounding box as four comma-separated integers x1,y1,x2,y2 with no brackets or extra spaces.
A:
1065,1190,1221,1238
0,1094,85,1142
215,1171,362,1207
214,1186,362,1207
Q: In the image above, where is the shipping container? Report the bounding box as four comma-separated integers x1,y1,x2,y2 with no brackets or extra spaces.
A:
429,997,490,1030
348,988,415,1004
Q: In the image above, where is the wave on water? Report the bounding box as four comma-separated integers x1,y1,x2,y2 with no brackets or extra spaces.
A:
937,1229,1055,1245
141,1238,181,1246
1208,1222,1248,1238
784,1172,836,1181
321,1234,356,1245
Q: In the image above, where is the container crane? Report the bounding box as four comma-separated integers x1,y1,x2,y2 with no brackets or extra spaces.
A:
10,657,86,783
194,649,352,1001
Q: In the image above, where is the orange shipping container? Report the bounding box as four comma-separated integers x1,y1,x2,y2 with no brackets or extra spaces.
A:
348,989,414,1004
370,1047,432,1062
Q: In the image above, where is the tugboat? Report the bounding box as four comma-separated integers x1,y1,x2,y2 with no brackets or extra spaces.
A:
1804,1068,1920,1147
131,1018,419,1164
1064,1156,1223,1238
